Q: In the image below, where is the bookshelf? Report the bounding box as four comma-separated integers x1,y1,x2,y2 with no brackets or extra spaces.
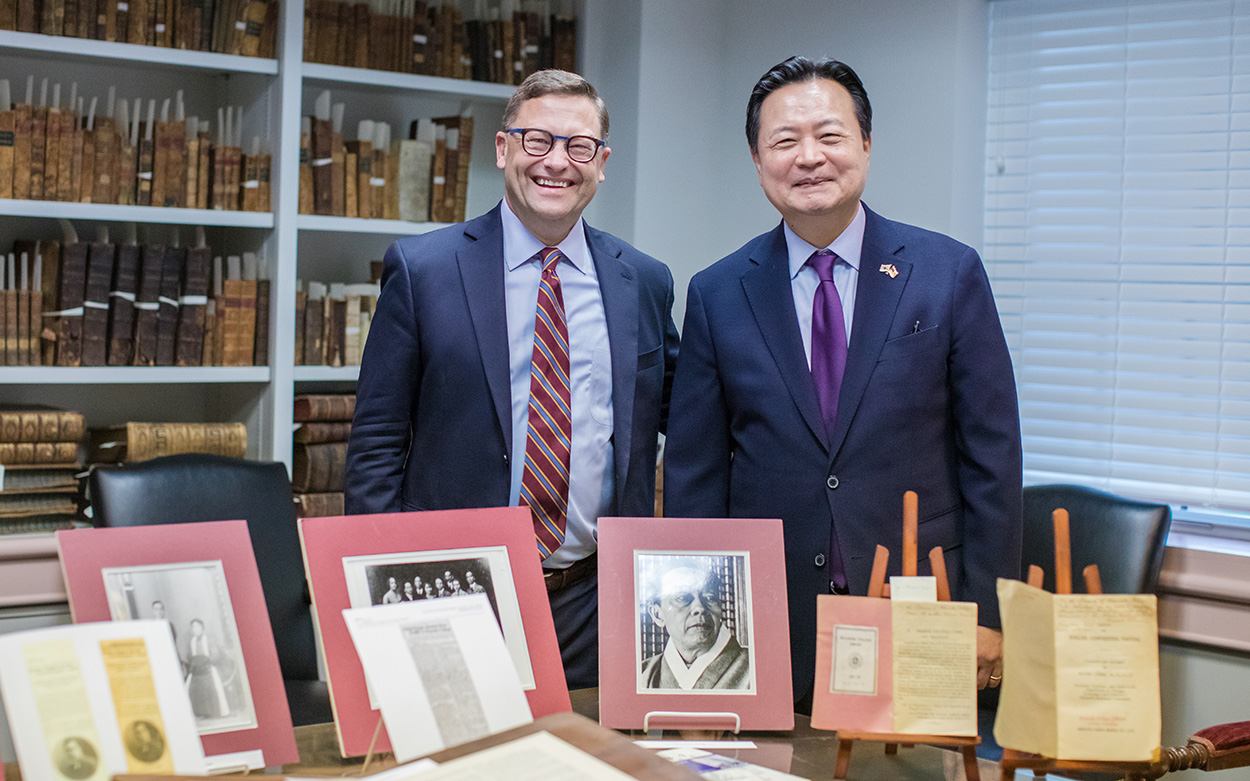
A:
0,0,515,469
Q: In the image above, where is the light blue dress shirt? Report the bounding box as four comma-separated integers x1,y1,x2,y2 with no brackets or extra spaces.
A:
787,202,866,368
500,199,614,569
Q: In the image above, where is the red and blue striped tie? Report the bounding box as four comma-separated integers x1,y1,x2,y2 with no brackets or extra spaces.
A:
520,247,572,558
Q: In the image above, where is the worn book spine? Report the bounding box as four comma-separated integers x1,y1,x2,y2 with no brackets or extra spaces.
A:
150,119,168,208
292,393,355,422
294,492,344,518
343,152,357,218
0,110,14,199
196,129,211,209
77,127,95,202
165,119,185,206
292,420,352,443
298,127,312,213
106,243,140,365
28,274,42,365
174,246,209,365
200,298,214,365
16,287,29,366
326,296,345,367
91,117,117,206
11,105,30,200
219,277,243,365
114,0,126,39
28,106,46,200
136,133,154,206
383,144,398,221
3,288,16,366
0,0,17,29
330,131,345,216
42,108,60,201
154,245,184,365
293,288,306,365
345,139,371,218
371,146,389,220
452,115,471,222
37,240,60,365
252,277,268,365
226,144,242,210
240,151,257,212
127,0,148,57
79,241,116,366
344,293,361,365
256,152,270,211
0,441,80,465
184,134,199,207
117,138,136,205
311,117,333,215
131,243,163,365
55,110,74,201
291,441,347,492
15,0,35,33
302,296,323,365
0,410,85,442
238,0,263,55
55,242,88,366
119,421,247,461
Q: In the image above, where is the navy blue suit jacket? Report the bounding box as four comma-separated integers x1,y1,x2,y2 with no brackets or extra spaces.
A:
345,204,679,521
663,206,1022,698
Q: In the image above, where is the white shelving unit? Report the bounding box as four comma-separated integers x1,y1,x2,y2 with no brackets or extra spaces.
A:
0,5,513,467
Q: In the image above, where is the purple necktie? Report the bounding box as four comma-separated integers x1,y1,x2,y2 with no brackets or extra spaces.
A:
809,249,849,591
809,249,848,437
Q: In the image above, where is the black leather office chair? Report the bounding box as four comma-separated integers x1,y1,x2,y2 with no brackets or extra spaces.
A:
89,453,331,726
1022,483,1172,595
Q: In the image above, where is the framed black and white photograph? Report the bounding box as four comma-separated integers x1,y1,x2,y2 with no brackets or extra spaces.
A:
635,551,754,694
102,561,257,735
599,516,794,731
342,545,533,690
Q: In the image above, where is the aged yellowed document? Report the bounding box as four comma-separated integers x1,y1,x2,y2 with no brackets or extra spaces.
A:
891,600,978,736
995,579,1161,761
24,638,109,781
100,637,174,773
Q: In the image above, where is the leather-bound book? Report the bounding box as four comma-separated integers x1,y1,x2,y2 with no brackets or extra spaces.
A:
292,420,351,444
291,441,348,492
298,119,313,213
0,405,85,443
293,288,306,365
126,0,145,42
351,0,368,68
3,263,15,366
76,127,94,202
311,117,333,215
55,110,74,202
0,0,17,30
35,240,60,365
42,106,60,201
294,492,344,518
165,118,186,207
252,278,269,366
131,243,163,365
257,152,270,211
11,104,30,200
91,117,117,206
410,0,429,73
79,240,116,366
15,0,35,33
0,108,14,199
184,130,199,207
302,287,323,365
136,123,154,206
174,245,210,366
292,393,355,422
325,295,345,368
154,246,185,366
343,293,360,365
345,138,371,218
429,129,446,222
196,127,211,209
150,118,168,208
89,421,246,462
55,241,88,366
106,242,140,365
200,297,215,365
0,441,80,465
28,105,45,201
343,151,357,218
27,253,41,365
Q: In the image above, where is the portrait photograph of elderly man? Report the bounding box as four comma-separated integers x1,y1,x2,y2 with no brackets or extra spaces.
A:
636,554,753,693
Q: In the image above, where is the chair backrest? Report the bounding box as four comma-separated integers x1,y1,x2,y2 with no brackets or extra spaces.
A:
1022,484,1172,594
88,453,317,683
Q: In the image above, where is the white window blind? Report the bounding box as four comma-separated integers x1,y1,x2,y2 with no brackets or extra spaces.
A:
985,0,1250,513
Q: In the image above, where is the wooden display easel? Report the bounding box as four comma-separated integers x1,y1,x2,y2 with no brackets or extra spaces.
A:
998,507,1158,781
833,491,982,781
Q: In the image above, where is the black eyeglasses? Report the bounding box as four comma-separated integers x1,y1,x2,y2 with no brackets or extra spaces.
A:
507,128,604,163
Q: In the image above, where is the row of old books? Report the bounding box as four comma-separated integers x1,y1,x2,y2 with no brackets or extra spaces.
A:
0,405,85,533
0,0,277,56
87,421,247,463
303,0,576,84
291,393,353,518
7,227,270,367
298,94,472,224
0,80,271,213
295,278,380,366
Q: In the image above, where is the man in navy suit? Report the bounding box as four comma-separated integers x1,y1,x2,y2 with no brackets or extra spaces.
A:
346,70,679,689
663,57,1022,703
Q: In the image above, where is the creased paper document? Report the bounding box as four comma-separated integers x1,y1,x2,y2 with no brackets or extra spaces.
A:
994,579,1161,761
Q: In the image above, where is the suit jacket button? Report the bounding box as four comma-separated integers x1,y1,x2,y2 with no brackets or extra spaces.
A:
815,553,826,567
826,475,839,490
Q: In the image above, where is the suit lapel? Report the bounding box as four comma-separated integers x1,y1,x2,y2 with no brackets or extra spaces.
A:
588,225,638,508
829,209,912,456
740,225,828,450
457,208,513,453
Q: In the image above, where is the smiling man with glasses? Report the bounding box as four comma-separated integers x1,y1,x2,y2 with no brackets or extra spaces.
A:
346,69,679,690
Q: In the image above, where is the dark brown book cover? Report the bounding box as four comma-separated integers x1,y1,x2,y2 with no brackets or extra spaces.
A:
257,152,270,211
3,288,15,366
226,144,242,210
164,118,186,207
16,0,36,32
351,0,368,68
76,0,93,38
291,441,347,492
16,289,30,366
252,277,268,366
430,135,446,222
292,420,351,443
126,0,147,48
302,292,323,365
200,298,215,365
174,246,210,366
293,289,305,365
345,139,371,218
55,242,88,367
0,0,17,30
106,242,140,365
257,0,276,57
154,245,184,366
80,241,116,366
294,492,344,518
114,0,126,40
326,296,345,368
298,127,312,213
311,117,333,215
292,393,354,422
60,0,76,37
240,151,258,212
150,119,168,208
29,106,46,201
11,105,30,200
410,0,429,73
28,271,42,365
0,110,13,199
330,132,344,216
196,129,211,209
131,243,163,365
223,277,256,366
117,141,136,205
68,123,84,203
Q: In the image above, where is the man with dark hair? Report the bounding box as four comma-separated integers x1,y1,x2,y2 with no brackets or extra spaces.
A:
346,69,679,689
664,56,1022,703
640,565,750,691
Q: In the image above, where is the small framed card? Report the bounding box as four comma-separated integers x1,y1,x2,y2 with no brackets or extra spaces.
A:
598,517,793,731
0,619,207,781
343,594,533,762
56,521,299,769
300,507,569,757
